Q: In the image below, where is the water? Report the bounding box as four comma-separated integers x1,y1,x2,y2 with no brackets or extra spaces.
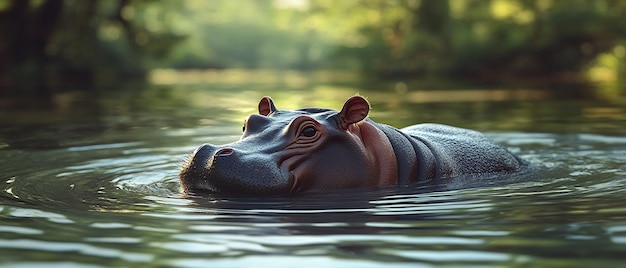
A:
1,78,626,267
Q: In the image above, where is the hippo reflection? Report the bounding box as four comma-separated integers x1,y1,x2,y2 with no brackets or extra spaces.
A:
180,96,527,195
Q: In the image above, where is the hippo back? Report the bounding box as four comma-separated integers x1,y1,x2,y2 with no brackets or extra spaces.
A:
375,122,526,184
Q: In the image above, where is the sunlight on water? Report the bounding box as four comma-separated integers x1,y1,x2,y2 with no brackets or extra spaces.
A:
1,83,626,267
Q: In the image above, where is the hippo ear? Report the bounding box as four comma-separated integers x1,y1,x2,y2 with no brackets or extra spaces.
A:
258,96,277,116
338,95,370,129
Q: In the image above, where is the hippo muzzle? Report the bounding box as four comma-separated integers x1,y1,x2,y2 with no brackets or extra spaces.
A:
180,143,293,195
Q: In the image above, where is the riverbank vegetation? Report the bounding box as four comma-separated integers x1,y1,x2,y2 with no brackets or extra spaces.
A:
1,0,624,97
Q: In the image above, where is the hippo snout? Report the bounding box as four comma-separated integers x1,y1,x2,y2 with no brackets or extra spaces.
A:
191,144,218,165
179,143,292,195
179,144,217,191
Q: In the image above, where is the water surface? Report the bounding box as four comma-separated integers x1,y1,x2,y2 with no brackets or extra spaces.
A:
1,79,625,267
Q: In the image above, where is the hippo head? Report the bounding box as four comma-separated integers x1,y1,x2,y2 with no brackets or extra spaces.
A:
179,96,398,195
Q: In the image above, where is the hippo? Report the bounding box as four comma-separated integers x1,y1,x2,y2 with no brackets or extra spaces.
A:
180,96,528,195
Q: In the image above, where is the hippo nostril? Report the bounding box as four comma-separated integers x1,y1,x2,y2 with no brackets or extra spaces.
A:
215,148,233,156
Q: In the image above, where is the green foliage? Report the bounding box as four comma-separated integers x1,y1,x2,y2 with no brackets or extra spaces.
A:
1,0,626,92
0,0,186,92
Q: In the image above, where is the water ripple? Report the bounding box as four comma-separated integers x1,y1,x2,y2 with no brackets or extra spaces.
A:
0,239,153,262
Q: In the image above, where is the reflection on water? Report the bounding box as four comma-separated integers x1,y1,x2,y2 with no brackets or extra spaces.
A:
1,78,626,266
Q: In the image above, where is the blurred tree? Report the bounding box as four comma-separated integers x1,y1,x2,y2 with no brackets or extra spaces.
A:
0,0,63,95
321,0,626,81
167,0,335,70
1,0,625,95
0,0,185,95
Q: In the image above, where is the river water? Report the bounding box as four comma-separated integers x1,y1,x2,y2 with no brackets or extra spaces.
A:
1,75,625,267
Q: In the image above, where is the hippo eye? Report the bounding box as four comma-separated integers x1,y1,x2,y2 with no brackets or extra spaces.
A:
301,126,317,137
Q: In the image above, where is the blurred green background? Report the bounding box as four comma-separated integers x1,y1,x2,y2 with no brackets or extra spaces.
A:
0,0,625,98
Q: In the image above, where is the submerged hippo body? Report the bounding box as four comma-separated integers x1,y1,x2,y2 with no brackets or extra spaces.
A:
180,96,527,195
